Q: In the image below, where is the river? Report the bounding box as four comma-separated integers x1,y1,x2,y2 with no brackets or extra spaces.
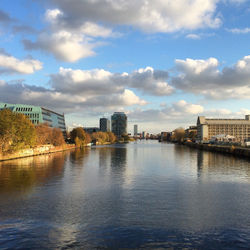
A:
0,141,250,249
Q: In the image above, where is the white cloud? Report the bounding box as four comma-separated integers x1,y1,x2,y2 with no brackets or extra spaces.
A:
23,9,115,62
129,100,204,122
80,22,115,38
171,100,204,114
24,30,96,62
0,51,42,74
172,55,250,99
50,0,222,33
45,8,63,23
186,34,201,39
0,78,147,114
126,99,204,131
120,89,147,106
49,66,173,96
23,0,247,61
128,102,250,132
227,27,250,34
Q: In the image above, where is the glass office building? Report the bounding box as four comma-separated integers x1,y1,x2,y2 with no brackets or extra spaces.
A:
111,112,127,137
0,103,66,136
100,118,110,132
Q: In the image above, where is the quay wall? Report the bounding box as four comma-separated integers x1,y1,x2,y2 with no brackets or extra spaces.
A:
0,144,77,162
185,143,250,158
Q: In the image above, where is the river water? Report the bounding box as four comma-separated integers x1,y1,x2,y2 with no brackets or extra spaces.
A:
0,141,250,249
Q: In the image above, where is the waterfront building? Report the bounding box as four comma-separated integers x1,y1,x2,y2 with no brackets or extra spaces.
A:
111,112,127,137
197,115,250,142
84,127,100,134
0,102,66,135
100,118,110,132
134,124,138,137
160,132,168,141
185,126,197,140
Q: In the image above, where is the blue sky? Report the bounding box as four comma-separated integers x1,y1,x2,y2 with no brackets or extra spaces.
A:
0,0,250,133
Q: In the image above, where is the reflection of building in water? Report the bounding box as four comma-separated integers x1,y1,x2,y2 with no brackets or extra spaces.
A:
197,150,250,179
110,146,127,174
98,147,111,174
0,153,66,194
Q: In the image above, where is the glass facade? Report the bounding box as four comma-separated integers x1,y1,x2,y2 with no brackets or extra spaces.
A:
0,103,66,135
100,118,110,132
111,112,127,137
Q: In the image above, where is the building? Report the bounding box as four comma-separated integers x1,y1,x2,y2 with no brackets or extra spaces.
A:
84,127,100,134
197,115,250,142
160,132,168,141
111,112,127,137
100,118,110,132
184,126,197,140
0,102,66,136
142,131,146,139
134,124,138,137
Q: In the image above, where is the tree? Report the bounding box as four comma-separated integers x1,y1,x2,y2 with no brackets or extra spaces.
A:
107,132,116,143
121,133,129,142
35,123,52,145
91,132,108,144
171,127,185,143
51,128,65,146
70,127,90,147
0,109,36,153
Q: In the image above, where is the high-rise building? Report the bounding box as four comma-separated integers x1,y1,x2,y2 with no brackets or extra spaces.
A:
100,118,110,132
0,102,66,136
142,131,146,139
111,112,127,137
197,115,250,142
134,124,138,136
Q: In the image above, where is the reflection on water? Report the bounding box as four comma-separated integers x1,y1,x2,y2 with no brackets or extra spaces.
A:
197,149,250,180
0,152,66,195
0,141,250,249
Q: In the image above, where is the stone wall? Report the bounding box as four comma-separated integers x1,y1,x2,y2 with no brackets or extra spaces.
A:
0,144,76,161
185,142,250,158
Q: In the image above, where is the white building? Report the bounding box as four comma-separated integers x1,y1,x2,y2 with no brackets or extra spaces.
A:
197,115,250,142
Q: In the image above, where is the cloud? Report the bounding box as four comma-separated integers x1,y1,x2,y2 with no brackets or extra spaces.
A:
49,0,222,33
23,0,247,61
49,66,173,96
128,101,250,131
23,8,116,62
129,100,204,122
12,25,36,34
186,34,201,39
0,9,12,23
0,79,146,114
172,55,250,99
0,65,173,114
23,30,97,62
227,27,250,34
0,50,42,74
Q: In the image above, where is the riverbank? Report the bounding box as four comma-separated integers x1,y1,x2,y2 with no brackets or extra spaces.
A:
185,142,250,158
0,144,77,162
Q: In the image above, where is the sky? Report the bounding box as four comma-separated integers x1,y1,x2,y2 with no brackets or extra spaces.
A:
0,0,250,133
